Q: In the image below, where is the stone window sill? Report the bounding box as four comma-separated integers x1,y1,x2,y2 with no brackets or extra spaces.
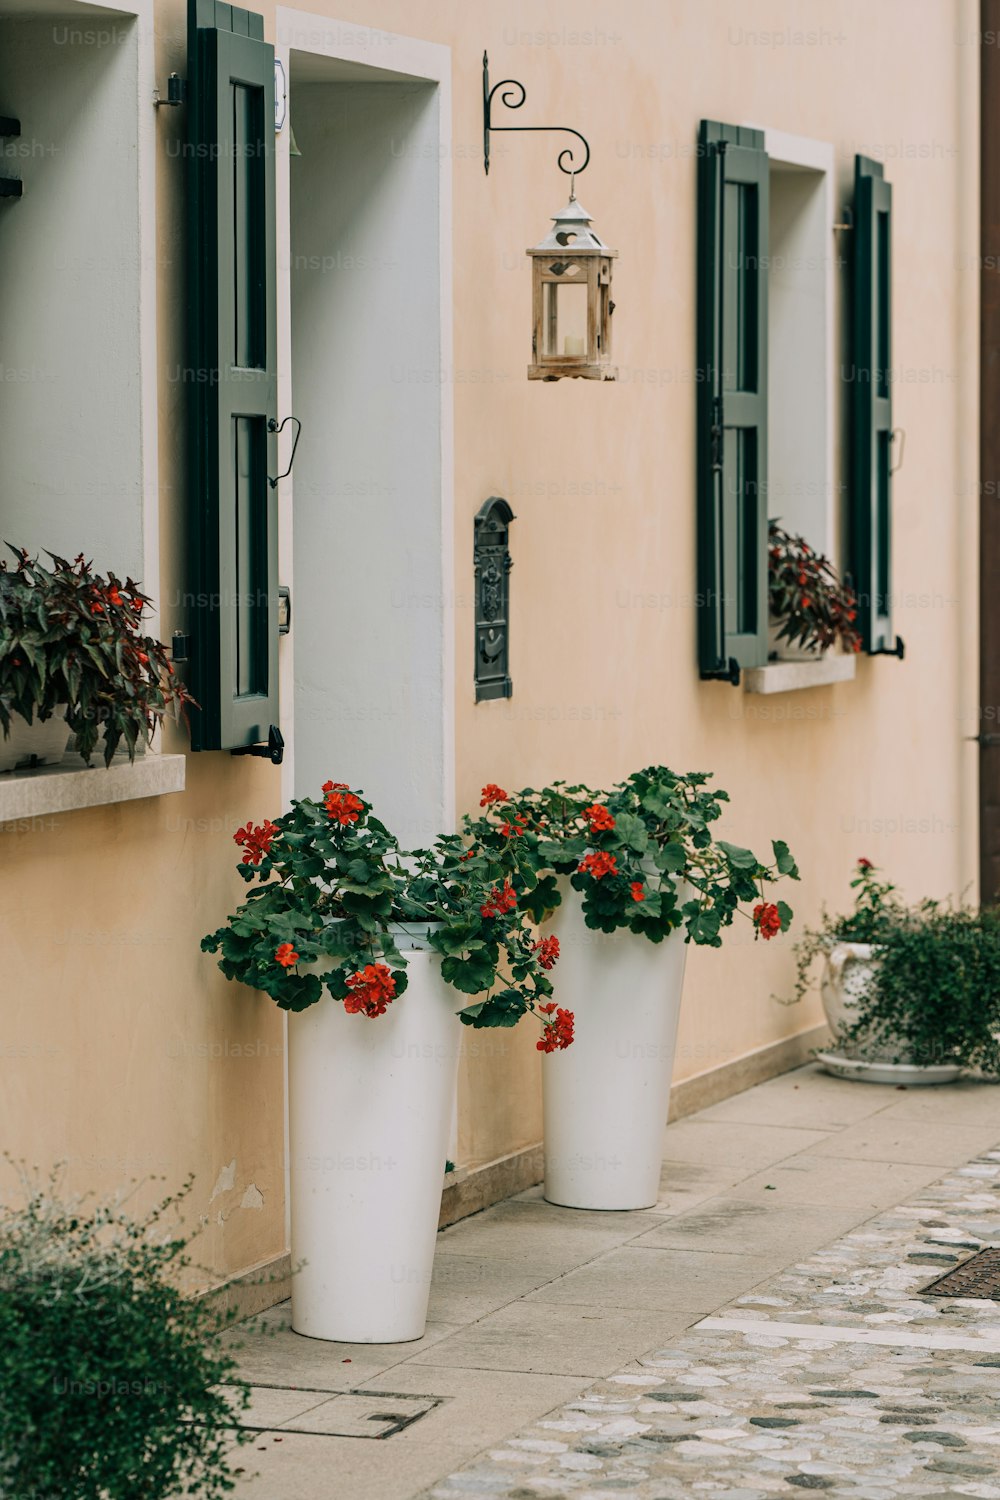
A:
743,654,857,695
0,753,186,825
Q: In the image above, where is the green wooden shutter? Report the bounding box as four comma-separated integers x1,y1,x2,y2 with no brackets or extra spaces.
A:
697,120,769,681
851,155,901,657
187,0,279,750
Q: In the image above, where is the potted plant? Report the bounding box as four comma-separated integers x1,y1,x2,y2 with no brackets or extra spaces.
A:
0,548,192,772
466,767,798,1210
0,1171,251,1499
768,520,862,661
203,780,568,1344
785,858,999,1084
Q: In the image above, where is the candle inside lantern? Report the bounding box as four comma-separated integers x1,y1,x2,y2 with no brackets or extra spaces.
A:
563,336,585,357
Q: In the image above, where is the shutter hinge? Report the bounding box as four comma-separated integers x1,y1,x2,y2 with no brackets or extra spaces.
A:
700,657,741,687
231,724,285,765
171,631,190,664
710,395,725,473
869,637,905,661
968,732,1000,747
1,116,23,201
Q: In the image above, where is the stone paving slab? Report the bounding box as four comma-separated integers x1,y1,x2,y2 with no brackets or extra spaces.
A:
226,1069,1000,1499
421,1147,1000,1499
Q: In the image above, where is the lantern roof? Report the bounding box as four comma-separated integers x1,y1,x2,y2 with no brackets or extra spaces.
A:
529,181,616,256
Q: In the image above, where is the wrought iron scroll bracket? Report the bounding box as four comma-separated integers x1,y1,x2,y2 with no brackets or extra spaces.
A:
483,51,590,177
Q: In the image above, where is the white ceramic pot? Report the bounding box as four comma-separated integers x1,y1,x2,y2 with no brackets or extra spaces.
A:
768,617,825,663
0,706,69,773
541,878,691,1211
819,941,878,1040
818,941,962,1085
288,927,461,1343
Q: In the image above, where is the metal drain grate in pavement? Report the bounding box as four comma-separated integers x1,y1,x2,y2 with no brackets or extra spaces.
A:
236,1385,443,1438
922,1247,1000,1299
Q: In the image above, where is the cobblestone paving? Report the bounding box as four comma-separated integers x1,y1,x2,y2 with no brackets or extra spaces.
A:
423,1151,1000,1499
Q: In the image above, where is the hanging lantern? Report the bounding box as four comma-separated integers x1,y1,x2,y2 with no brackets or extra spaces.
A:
526,183,616,381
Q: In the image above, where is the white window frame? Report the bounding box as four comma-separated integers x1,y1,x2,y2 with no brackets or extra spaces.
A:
751,124,836,560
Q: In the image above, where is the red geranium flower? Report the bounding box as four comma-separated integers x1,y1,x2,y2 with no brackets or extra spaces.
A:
344,962,397,1018
753,902,782,941
480,880,518,920
579,851,618,881
480,784,509,806
536,1003,575,1053
275,942,299,969
857,857,873,871
532,935,560,970
325,790,364,826
630,882,645,903
322,780,350,793
234,819,280,866
583,803,616,832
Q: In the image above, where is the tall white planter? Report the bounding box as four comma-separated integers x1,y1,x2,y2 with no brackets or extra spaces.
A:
288,930,461,1343
542,881,691,1211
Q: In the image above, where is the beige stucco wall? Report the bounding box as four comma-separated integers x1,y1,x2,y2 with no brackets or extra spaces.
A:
0,0,978,1279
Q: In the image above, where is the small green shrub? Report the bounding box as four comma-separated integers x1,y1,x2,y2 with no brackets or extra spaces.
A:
842,907,1000,1071
0,1172,250,1499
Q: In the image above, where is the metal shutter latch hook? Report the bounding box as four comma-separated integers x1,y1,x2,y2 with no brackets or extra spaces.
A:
268,416,302,490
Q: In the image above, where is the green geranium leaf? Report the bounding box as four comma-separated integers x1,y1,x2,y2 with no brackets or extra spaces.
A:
717,840,758,871
771,840,800,879
440,951,495,995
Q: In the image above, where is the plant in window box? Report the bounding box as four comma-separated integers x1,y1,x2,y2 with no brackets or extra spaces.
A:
202,780,568,1344
0,548,194,772
465,767,798,1209
768,520,862,661
782,858,999,1085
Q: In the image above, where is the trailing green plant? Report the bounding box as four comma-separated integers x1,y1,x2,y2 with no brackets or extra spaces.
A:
0,1169,250,1500
839,906,1000,1071
0,547,194,765
202,780,571,1050
782,857,908,1006
768,520,861,655
465,766,798,947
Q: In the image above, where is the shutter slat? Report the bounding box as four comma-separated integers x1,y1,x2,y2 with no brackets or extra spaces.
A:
697,120,769,680
187,0,279,750
851,154,899,656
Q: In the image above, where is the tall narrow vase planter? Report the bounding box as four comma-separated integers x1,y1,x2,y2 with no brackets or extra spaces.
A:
542,883,691,1211
288,929,461,1343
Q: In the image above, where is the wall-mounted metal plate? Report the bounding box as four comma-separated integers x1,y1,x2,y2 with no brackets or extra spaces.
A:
922,1247,1000,1299
474,495,515,702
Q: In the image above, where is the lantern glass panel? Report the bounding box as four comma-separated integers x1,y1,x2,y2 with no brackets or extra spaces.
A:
543,278,588,359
